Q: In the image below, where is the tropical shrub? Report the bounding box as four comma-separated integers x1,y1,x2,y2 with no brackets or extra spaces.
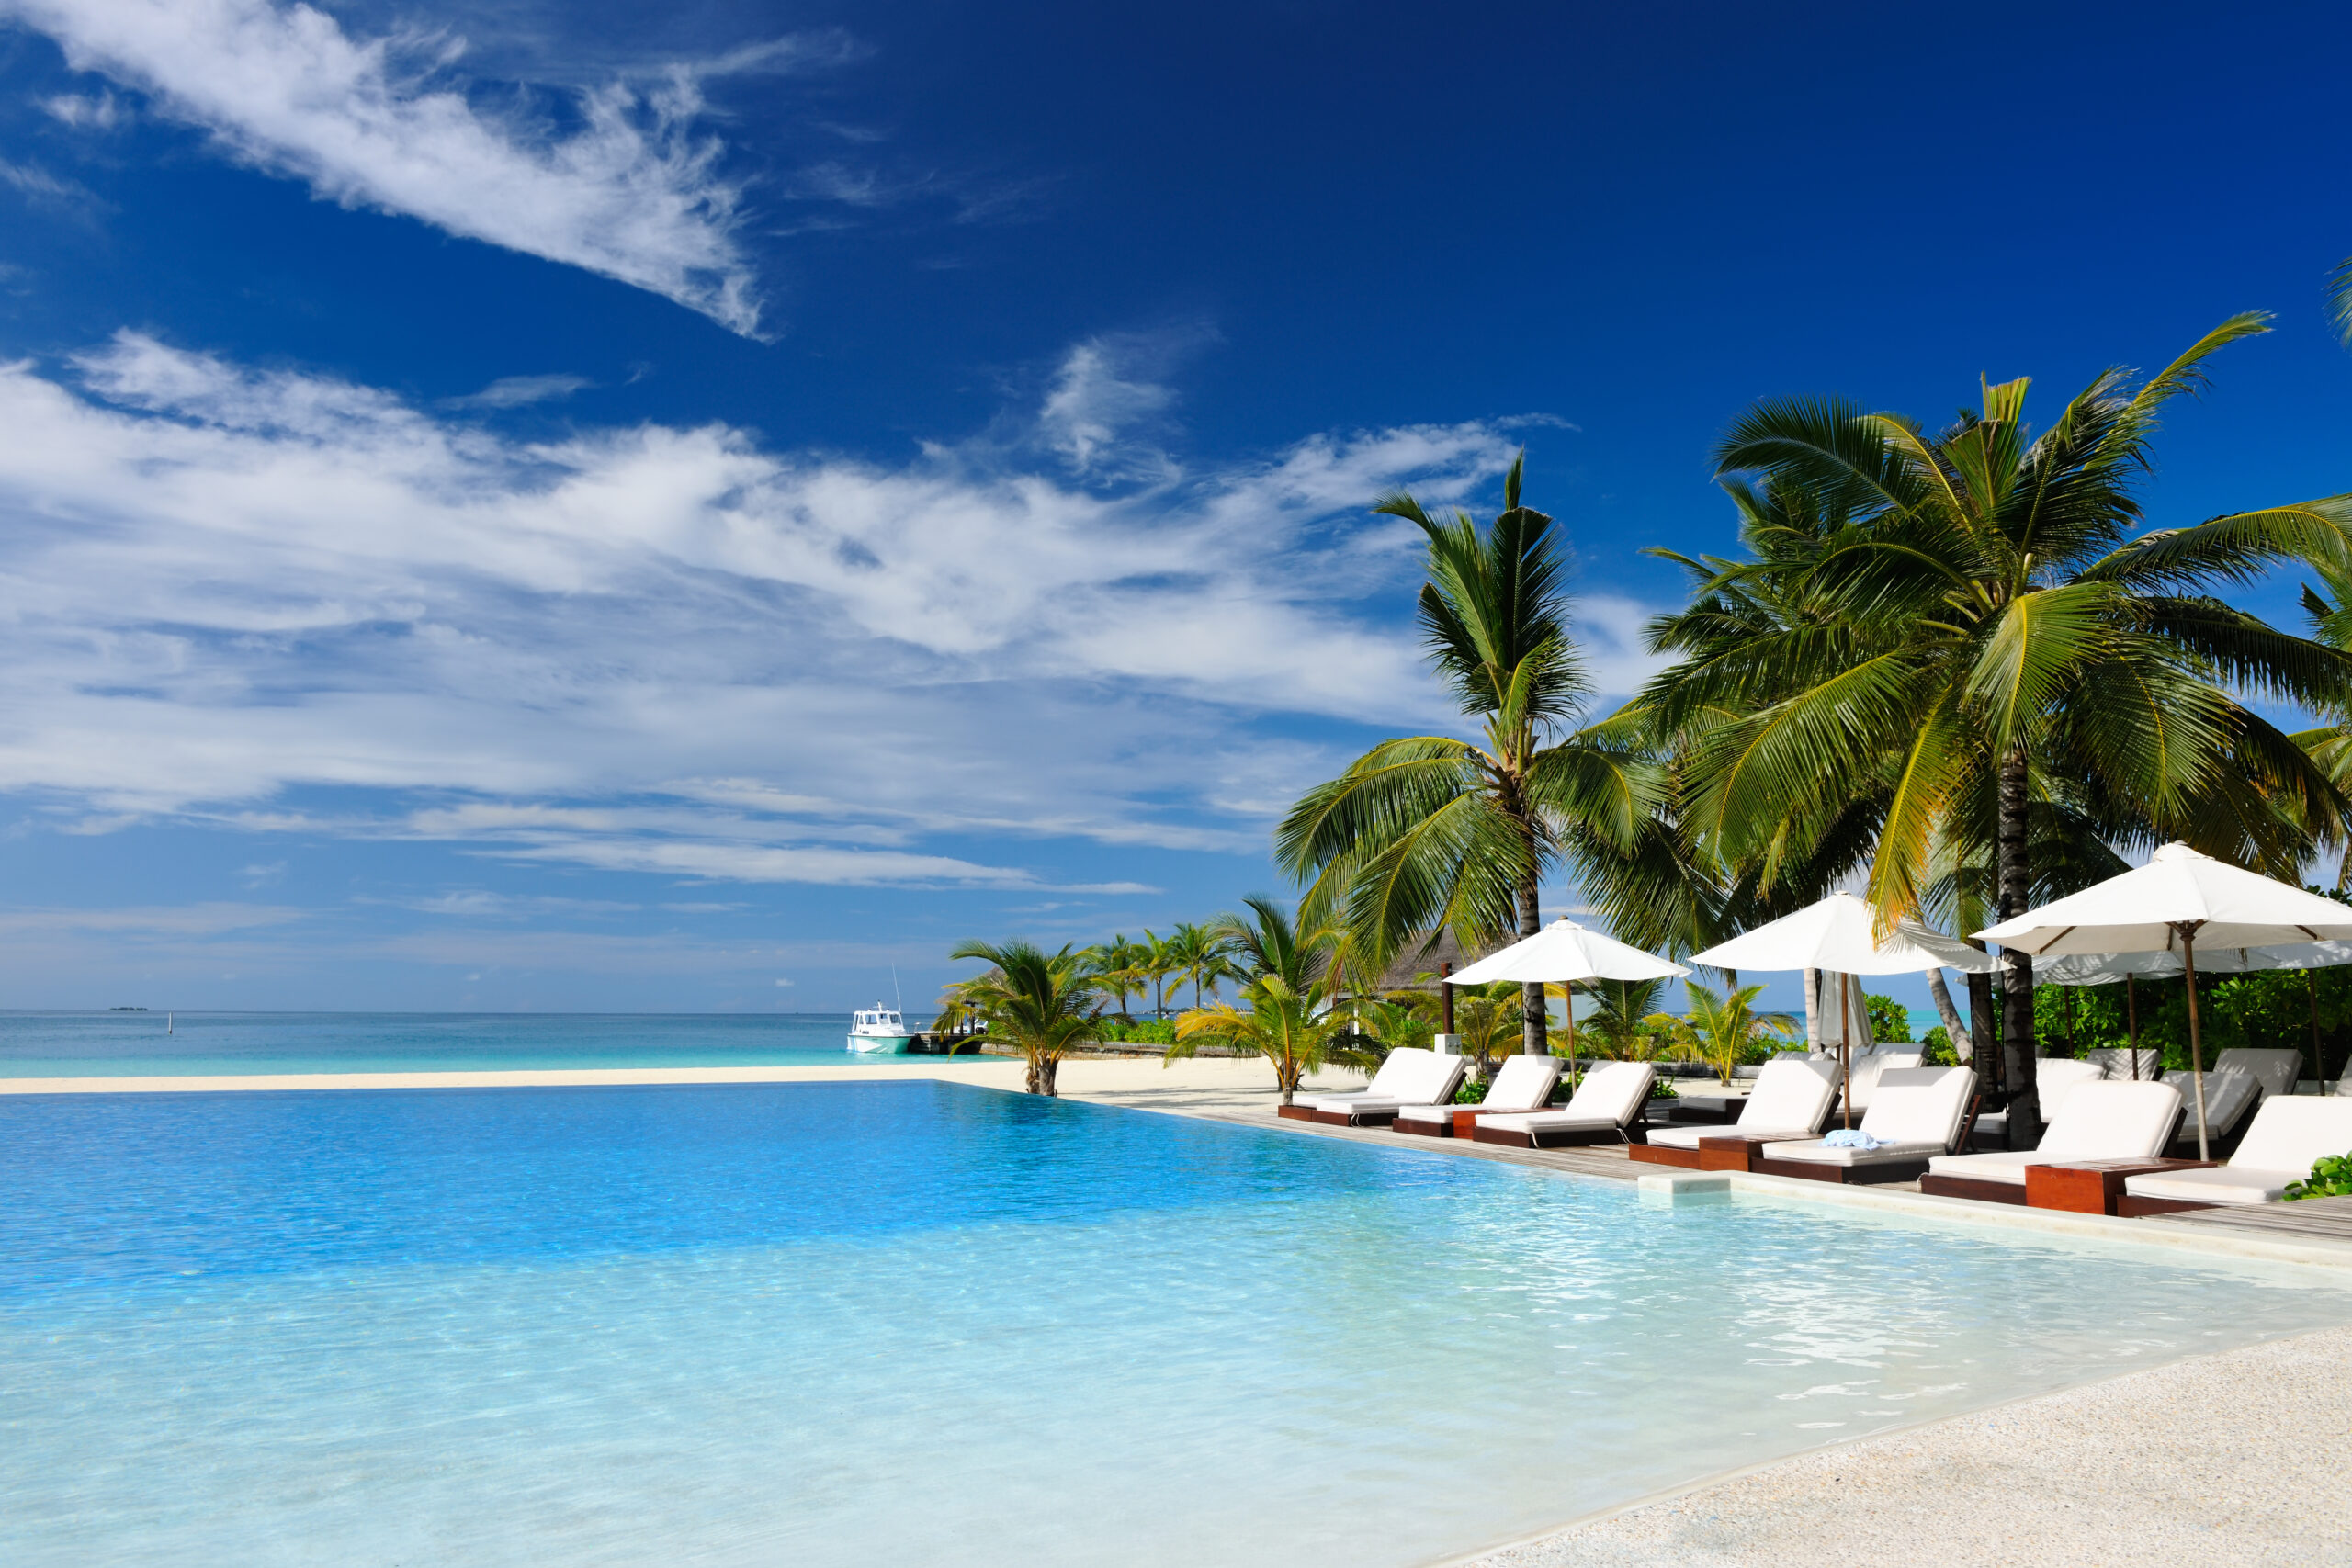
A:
1452,1075,1487,1105
1920,1026,1959,1066
1865,994,1911,1043
2284,1151,2352,1201
1097,1018,1177,1045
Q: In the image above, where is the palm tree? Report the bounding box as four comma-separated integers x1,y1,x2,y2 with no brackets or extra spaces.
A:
1211,895,1336,998
1645,317,2352,1136
1136,930,1182,1019
1089,933,1147,1021
1448,980,1525,1082
1167,976,1374,1105
1653,981,1798,1086
1278,455,1657,1059
2291,557,2352,884
944,939,1102,1097
1569,976,1672,1062
1162,920,1233,1009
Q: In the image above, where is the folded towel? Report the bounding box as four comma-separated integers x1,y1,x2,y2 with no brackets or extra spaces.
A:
1822,1129,1884,1149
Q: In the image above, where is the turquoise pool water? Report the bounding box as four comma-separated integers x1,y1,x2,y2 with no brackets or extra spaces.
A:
0,1010,943,1077
1,1080,2343,1566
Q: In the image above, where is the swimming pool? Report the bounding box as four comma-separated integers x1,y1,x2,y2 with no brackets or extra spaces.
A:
2,1080,2343,1566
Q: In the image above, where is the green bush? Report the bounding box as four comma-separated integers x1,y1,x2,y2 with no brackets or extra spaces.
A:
1920,1025,1959,1066
1452,1074,1487,1105
1864,993,1911,1043
1097,1017,1176,1045
2285,1150,2352,1201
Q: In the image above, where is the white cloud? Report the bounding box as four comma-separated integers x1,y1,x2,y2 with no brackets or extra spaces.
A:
5,0,767,332
440,373,594,410
0,901,303,934
0,331,1639,888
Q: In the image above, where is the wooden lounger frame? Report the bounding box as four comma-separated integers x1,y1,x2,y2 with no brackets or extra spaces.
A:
2115,1192,2227,1218
1751,1153,1932,1185
1470,1120,1643,1150
1276,1104,1395,1128
1917,1171,2029,1205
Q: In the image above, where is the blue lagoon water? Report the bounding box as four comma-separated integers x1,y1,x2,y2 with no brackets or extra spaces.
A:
2,1080,2346,1567
0,1010,939,1077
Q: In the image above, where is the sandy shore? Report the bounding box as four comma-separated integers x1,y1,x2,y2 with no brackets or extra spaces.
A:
1455,1325,2352,1568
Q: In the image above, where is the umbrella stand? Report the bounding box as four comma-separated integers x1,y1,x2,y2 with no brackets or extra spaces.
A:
2178,921,2211,1160
2125,974,2140,1079
1838,973,1853,1130
2308,970,2321,1095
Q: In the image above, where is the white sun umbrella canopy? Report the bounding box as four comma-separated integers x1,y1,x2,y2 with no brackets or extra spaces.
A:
1445,919,1690,987
1975,842,2352,1156
1445,919,1688,1066
1689,893,1996,1127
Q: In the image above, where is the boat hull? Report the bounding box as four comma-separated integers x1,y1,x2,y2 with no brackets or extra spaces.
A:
846,1033,916,1055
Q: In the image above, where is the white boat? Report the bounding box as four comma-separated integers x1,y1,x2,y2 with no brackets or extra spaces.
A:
847,1005,915,1055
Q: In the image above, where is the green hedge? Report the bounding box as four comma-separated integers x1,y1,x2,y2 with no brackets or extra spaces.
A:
1096,1018,1177,1045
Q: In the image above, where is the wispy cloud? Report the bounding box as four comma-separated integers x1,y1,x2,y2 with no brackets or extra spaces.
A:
439,372,595,410
0,330,1625,888
4,0,773,332
0,901,304,934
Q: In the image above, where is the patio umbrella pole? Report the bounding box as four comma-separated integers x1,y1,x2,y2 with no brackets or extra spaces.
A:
1838,973,1853,1130
2178,921,2210,1160
2308,969,2320,1095
2125,974,2139,1079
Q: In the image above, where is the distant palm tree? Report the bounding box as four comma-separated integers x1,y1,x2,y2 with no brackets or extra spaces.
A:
1278,455,1656,1059
1137,930,1183,1019
1652,981,1798,1086
1162,920,1235,1009
1211,896,1336,998
1168,976,1373,1105
944,939,1102,1097
1569,976,1673,1062
1646,317,2352,1135
1089,933,1148,1021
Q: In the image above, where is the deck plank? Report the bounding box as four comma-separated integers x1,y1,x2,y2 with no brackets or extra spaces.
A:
2152,1194,2352,1239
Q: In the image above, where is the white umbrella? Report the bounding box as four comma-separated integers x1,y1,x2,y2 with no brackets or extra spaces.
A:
1689,893,1996,1127
1975,842,2352,1156
1445,918,1687,1064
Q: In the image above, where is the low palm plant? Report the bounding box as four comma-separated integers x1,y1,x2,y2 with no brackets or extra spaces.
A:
1168,976,1374,1104
1568,977,1671,1062
1450,981,1525,1084
944,939,1102,1097
1654,981,1798,1086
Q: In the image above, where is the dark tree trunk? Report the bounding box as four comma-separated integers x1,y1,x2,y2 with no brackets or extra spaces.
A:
1965,967,1996,1072
1996,749,2038,1146
1035,1053,1060,1098
1518,876,1548,1056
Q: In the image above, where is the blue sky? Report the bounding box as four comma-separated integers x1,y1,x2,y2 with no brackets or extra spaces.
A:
0,0,2347,1014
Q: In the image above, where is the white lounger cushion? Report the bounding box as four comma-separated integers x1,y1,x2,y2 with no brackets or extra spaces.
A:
2086,1047,2162,1082
1295,1048,1463,1113
1392,1055,1559,1124
1478,1062,1654,1135
2030,1058,2108,1116
1763,1066,1976,1167
2210,1048,2301,1100
1643,1058,1843,1150
1925,1079,2185,1183
2165,1067,2257,1143
2125,1096,2352,1206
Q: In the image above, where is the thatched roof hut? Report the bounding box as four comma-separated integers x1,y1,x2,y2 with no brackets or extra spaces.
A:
1369,930,1507,993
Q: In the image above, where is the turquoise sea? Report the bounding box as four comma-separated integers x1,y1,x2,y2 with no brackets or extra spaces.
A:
0,1010,941,1077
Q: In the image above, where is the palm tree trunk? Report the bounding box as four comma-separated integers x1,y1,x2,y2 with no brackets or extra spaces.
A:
1517,877,1548,1057
1024,1052,1042,1095
1037,1053,1060,1098
1965,968,1996,1069
1926,968,1970,1060
1996,749,2038,1147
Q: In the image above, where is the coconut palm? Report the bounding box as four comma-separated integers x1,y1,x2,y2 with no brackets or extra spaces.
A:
1211,895,1336,997
1136,930,1182,1019
944,939,1102,1097
1162,920,1234,1009
1568,976,1673,1062
1088,933,1148,1021
1645,317,2352,1135
1167,976,1374,1105
1652,982,1799,1086
1277,455,1657,1059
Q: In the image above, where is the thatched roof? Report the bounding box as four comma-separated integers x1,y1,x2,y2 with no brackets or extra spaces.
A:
1370,930,1507,993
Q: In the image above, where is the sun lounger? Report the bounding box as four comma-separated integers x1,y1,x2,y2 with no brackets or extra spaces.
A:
1281,1047,1465,1126
2209,1048,2301,1101
1971,1057,2107,1145
1392,1054,1560,1137
1841,1050,1924,1117
1918,1080,2185,1204
1753,1067,1978,1184
1631,1057,1841,1170
2086,1047,2161,1082
2162,1066,2258,1152
2119,1097,2352,1215
1472,1062,1656,1148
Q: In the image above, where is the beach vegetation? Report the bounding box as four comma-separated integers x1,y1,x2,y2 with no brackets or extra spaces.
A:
1642,317,2352,1137
943,939,1102,1097
1276,454,1656,1061
1648,981,1799,1085
2284,1150,2352,1201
